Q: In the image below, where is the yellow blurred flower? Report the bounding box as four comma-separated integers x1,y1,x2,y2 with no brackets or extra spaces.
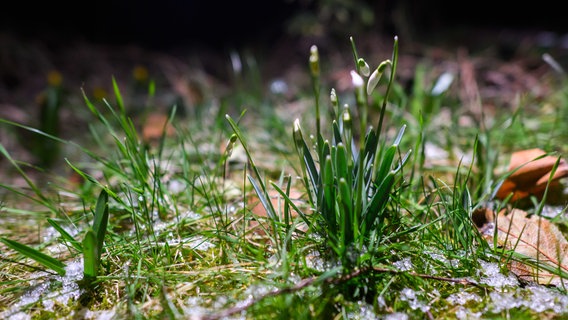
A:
47,70,63,87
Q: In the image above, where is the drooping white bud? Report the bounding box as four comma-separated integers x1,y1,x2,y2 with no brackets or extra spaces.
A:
350,70,364,88
357,58,370,77
230,50,242,75
367,60,391,93
431,72,454,96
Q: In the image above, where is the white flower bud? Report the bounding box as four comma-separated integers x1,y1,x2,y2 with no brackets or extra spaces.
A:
357,58,370,77
350,70,364,88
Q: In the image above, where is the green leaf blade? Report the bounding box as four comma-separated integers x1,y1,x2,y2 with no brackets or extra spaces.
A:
0,238,66,276
47,218,82,252
93,189,110,256
82,228,98,279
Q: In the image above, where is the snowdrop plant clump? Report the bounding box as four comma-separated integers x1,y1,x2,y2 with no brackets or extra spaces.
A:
290,36,411,271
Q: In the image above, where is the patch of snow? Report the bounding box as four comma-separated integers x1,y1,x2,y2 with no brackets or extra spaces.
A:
1,259,84,318
399,288,430,313
4,311,31,320
486,284,568,315
446,291,482,305
83,308,116,320
477,260,519,288
525,285,568,314
454,306,482,320
185,235,216,251
346,301,379,320
183,296,209,319
488,290,523,313
167,179,187,194
383,312,409,320
426,251,460,270
43,223,80,243
539,205,566,219
305,250,329,272
393,257,413,271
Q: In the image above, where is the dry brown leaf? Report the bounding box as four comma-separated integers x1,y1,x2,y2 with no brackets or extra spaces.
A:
473,207,568,285
496,148,568,201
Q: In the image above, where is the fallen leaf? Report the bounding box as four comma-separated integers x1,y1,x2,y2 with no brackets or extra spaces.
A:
496,148,568,201
473,207,568,285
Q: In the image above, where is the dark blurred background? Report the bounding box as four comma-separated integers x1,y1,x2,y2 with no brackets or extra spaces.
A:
1,0,566,50
1,0,566,170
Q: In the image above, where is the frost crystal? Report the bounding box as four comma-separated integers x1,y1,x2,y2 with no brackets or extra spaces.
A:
477,260,518,288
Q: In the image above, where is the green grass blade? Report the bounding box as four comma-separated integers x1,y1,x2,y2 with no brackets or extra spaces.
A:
338,177,353,246
375,145,396,182
283,177,292,227
361,129,378,165
248,175,277,221
292,120,318,204
47,218,83,252
0,143,54,211
112,76,126,115
334,143,350,185
81,89,118,137
270,181,313,230
0,238,66,276
301,140,319,192
362,172,394,229
321,154,335,229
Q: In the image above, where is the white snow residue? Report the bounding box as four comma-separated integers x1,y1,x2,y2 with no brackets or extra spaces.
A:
182,297,208,319
393,257,413,272
454,306,482,320
345,301,379,320
486,284,568,314
446,291,482,306
399,288,430,313
45,259,84,309
477,260,519,288
186,235,216,251
0,259,84,318
3,311,31,320
1,279,50,318
43,223,80,243
83,308,117,320
305,250,329,272
526,285,568,313
167,179,187,194
523,285,568,314
384,312,409,320
426,251,461,270
488,290,523,313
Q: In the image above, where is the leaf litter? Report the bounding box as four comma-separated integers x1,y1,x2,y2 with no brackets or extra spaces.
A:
474,207,568,286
